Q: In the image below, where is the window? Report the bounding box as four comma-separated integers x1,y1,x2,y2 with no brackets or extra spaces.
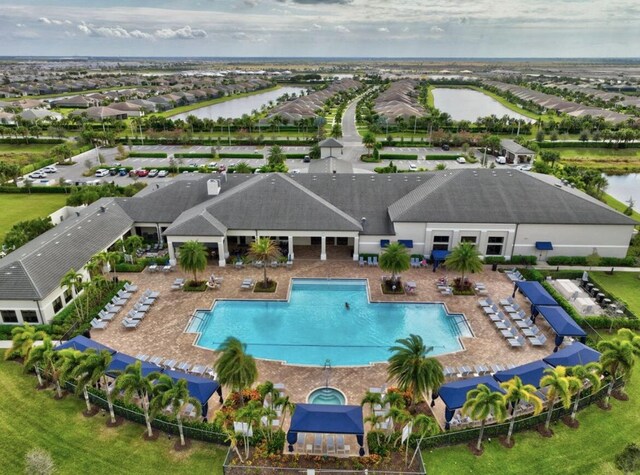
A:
22,310,39,324
486,236,505,256
63,288,73,303
53,297,64,313
336,237,348,246
460,236,477,244
0,310,18,323
432,235,450,251
310,237,321,245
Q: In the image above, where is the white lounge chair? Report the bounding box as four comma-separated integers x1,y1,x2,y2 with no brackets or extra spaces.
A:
508,335,526,348
121,318,140,329
529,334,548,346
90,318,107,329
124,283,138,293
523,326,541,337
478,297,493,307
499,296,515,307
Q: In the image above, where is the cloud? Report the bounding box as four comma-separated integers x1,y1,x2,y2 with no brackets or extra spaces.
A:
430,26,444,33
78,22,154,39
377,27,389,33
312,23,322,30
334,25,350,33
154,25,207,40
277,0,353,3
243,0,260,6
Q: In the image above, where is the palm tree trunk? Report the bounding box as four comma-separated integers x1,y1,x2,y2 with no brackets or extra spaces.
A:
143,396,153,437
507,416,515,444
477,420,485,451
178,415,185,446
263,266,267,287
83,386,92,413
35,366,44,387
55,380,63,399
605,380,614,407
545,396,556,430
571,389,582,420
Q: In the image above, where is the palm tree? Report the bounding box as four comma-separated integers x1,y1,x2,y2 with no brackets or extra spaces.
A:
361,390,383,415
598,337,636,406
500,376,543,445
444,242,484,289
57,349,89,408
247,237,281,288
123,235,144,262
214,337,257,404
178,240,208,284
151,375,201,446
4,324,46,361
409,414,440,467
60,268,85,320
236,399,263,457
275,394,295,430
540,366,581,433
462,384,507,452
74,349,113,418
567,362,602,423
362,131,376,157
115,361,161,438
25,336,55,388
379,242,411,285
387,334,444,412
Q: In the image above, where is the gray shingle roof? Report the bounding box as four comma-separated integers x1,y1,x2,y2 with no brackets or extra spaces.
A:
307,157,354,174
0,199,133,300
500,139,534,155
318,138,344,148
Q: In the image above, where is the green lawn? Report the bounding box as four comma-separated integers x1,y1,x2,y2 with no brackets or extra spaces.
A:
0,143,56,167
590,272,640,316
0,193,68,242
602,194,640,223
424,338,640,474
0,360,226,474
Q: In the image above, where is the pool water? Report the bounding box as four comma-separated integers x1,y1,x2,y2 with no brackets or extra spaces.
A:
187,279,472,366
308,387,346,405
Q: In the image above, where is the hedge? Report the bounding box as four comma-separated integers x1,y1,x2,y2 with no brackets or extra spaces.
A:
0,186,72,194
127,152,168,158
21,158,59,175
379,153,418,160
425,154,459,160
284,153,307,159
537,141,640,149
173,153,215,159
547,256,637,267
484,255,537,265
218,153,263,159
0,138,64,145
118,138,315,146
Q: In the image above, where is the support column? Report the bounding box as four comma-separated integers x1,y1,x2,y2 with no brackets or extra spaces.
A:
167,239,176,264
352,235,360,261
288,236,294,260
217,237,227,267
320,236,327,261
156,224,163,245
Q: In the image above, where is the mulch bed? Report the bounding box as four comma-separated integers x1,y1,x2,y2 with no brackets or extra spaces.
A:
35,383,50,391
53,391,67,400
597,399,612,411
536,424,554,438
106,416,125,428
253,280,277,293
612,390,629,401
467,441,484,456
82,406,101,418
381,281,405,294
142,431,160,441
562,416,580,429
173,439,192,452
498,435,515,449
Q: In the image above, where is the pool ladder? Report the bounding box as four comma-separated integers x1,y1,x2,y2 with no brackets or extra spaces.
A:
323,359,332,388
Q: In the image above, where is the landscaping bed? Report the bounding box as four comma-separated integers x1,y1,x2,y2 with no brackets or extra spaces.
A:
381,280,405,294
253,280,277,293
183,280,208,292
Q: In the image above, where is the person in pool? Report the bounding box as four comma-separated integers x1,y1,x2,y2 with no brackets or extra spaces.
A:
345,302,350,310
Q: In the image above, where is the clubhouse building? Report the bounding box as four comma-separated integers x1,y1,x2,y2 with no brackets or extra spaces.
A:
0,169,635,325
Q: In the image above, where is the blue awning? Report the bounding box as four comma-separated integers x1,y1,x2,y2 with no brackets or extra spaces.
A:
380,240,390,248
55,335,115,354
287,404,365,455
438,376,505,410
431,250,451,262
494,360,552,388
398,240,413,249
535,241,554,251
535,305,587,338
106,353,161,377
162,369,220,407
513,281,558,307
543,342,600,367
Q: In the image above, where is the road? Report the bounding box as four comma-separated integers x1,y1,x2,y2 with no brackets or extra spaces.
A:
340,96,367,163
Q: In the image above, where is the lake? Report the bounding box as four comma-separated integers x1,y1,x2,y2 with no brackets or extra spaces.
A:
432,87,533,122
606,174,640,211
171,86,306,121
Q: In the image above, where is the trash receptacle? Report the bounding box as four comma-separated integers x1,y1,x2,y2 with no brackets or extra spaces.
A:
492,263,498,271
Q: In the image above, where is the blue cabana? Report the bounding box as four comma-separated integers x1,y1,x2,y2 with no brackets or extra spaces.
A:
162,369,222,417
494,360,551,388
55,335,115,354
543,342,600,367
430,250,451,271
287,404,365,456
533,305,588,352
436,376,505,430
105,353,160,377
512,280,558,314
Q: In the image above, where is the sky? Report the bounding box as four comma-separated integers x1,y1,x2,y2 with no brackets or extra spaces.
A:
0,0,639,58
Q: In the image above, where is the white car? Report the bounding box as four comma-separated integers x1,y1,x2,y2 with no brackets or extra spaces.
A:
496,156,507,164
158,170,169,178
456,157,466,164
43,166,57,173
29,171,46,179
517,164,533,171
95,169,109,177
409,163,417,170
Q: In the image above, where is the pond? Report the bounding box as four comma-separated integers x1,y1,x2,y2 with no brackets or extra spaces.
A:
432,87,533,122
605,173,640,211
171,86,306,121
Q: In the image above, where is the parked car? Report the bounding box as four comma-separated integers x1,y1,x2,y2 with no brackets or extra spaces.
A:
158,170,169,178
496,156,507,165
517,164,533,171
303,155,311,163
136,169,149,177
441,144,450,151
148,169,159,177
29,172,46,179
207,162,218,170
217,164,227,172
129,169,138,177
109,168,118,176
95,169,109,177
43,166,57,174
118,168,128,176
409,163,417,170
456,156,466,164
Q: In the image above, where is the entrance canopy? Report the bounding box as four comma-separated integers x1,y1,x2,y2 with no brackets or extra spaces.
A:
494,360,551,388
287,404,365,455
106,353,160,377
535,241,554,251
55,335,115,354
533,305,588,351
543,342,600,368
513,281,557,311
430,250,450,270
437,376,505,429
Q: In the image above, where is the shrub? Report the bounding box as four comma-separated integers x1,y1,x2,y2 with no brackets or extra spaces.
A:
173,153,215,159
0,186,71,194
425,154,458,160
127,152,168,158
615,443,640,473
547,256,588,266
509,255,537,265
284,153,307,159
547,256,636,267
0,324,51,341
367,431,391,457
114,262,146,273
483,256,506,264
218,153,263,159
378,153,418,160
183,280,207,292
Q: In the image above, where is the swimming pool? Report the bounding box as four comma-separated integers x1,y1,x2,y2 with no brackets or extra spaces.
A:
187,279,472,366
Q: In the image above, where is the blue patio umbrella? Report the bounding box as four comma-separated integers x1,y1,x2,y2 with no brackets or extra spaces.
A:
543,342,600,367
55,335,115,354
106,353,161,377
436,376,505,430
494,360,551,388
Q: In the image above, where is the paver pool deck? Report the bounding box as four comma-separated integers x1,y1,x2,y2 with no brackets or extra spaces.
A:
92,260,554,424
